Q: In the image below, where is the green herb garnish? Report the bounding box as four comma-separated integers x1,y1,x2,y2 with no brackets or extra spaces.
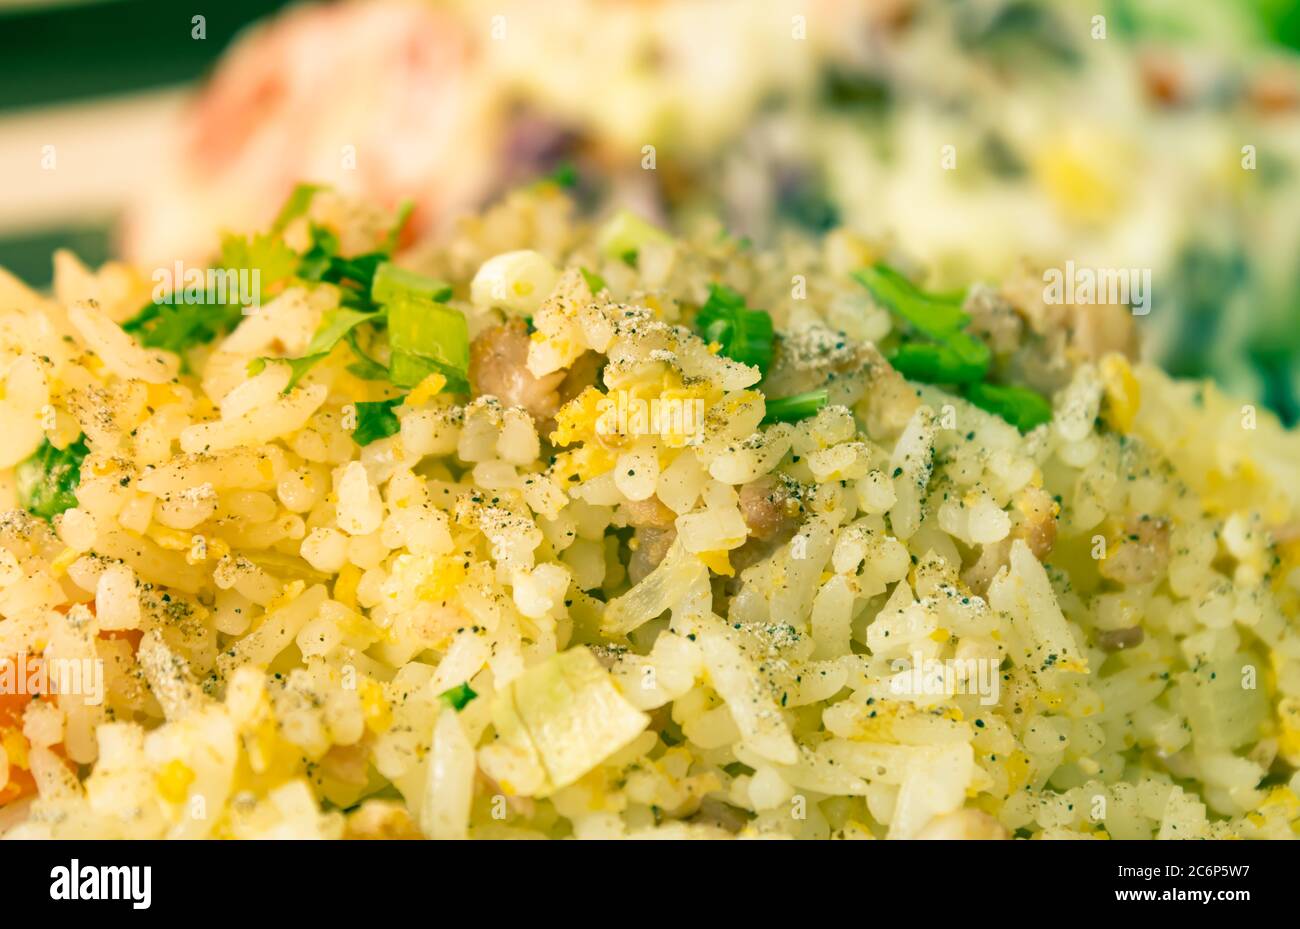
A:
888,340,989,385
351,397,405,447
371,262,452,305
247,354,326,391
598,209,672,260
853,263,969,339
386,296,470,391
438,682,478,712
696,283,775,374
853,263,990,383
579,267,606,295
854,263,1050,429
218,230,301,302
546,161,578,189
16,436,89,521
964,382,1053,432
762,389,829,424
271,182,324,232
122,298,245,357
343,330,390,381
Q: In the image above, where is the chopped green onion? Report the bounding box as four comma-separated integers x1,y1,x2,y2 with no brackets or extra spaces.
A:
853,263,970,339
271,182,324,232
351,397,405,447
695,283,775,374
579,267,606,294
16,436,89,521
964,383,1053,432
762,389,829,424
438,682,478,712
386,296,470,391
371,262,452,305
888,339,989,385
854,263,991,385
598,209,672,260
307,307,383,357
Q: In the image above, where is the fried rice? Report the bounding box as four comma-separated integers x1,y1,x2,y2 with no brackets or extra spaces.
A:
0,185,1297,839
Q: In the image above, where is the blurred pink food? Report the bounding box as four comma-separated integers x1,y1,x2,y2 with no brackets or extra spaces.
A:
121,1,495,265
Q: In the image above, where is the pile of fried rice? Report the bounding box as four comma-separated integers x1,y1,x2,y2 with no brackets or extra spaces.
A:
0,185,1297,839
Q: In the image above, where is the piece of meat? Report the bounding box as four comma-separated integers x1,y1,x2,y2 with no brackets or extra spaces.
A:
1097,626,1144,652
738,474,802,542
686,796,753,835
963,283,1025,356
468,319,566,423
962,488,1058,596
622,495,677,529
556,350,604,408
629,526,677,585
994,268,1139,396
1011,485,1057,560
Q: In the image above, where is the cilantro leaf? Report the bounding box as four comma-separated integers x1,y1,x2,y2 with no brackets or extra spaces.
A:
351,397,405,447
438,682,478,712
343,330,390,381
695,283,775,374
16,436,89,521
307,307,383,357
854,263,991,385
122,299,243,356
218,231,300,302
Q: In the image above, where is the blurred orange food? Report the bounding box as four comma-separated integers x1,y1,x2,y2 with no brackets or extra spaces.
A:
0,658,50,806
